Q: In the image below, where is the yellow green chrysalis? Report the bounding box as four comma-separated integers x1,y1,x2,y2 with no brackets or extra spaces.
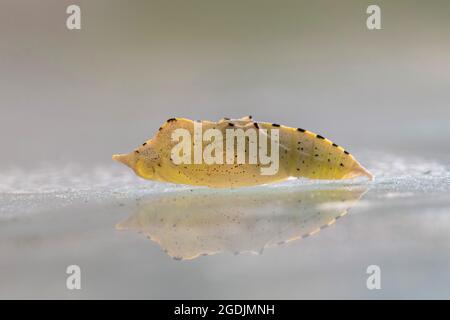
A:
112,116,373,188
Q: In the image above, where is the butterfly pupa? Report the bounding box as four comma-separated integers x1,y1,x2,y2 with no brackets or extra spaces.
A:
112,116,373,188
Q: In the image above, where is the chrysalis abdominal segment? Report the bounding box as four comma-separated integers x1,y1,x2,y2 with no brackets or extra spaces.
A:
112,116,373,188
170,123,280,175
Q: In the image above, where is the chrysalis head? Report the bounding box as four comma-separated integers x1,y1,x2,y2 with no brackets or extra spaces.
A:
112,144,159,180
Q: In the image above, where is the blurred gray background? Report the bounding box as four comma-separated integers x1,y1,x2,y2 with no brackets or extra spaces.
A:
1,0,449,169
1,0,450,300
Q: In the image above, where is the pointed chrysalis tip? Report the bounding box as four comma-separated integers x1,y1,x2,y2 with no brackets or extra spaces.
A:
112,154,121,161
361,166,374,181
349,163,374,181
112,154,129,166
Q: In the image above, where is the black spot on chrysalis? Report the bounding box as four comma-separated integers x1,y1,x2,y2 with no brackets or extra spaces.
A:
316,134,325,139
344,150,350,155
272,123,280,127
297,128,305,132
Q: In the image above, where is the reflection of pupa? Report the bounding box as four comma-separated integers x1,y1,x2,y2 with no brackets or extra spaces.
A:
113,116,373,188
116,186,367,260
